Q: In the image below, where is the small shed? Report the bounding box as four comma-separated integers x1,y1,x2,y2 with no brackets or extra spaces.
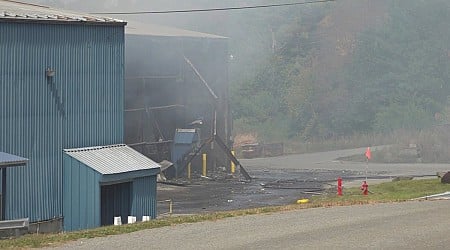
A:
63,144,160,231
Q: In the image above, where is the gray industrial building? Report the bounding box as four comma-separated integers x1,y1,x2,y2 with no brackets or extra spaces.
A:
124,21,233,177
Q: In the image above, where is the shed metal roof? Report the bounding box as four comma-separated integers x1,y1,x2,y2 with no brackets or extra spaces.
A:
64,144,160,175
0,0,125,24
126,21,226,39
0,152,28,167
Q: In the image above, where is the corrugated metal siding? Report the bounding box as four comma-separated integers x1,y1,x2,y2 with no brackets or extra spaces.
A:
131,176,157,220
171,144,192,171
63,154,101,231
171,129,198,170
0,21,124,222
173,129,198,145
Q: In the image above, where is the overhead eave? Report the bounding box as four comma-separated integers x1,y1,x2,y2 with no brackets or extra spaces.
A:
125,20,227,39
0,17,127,26
0,152,28,168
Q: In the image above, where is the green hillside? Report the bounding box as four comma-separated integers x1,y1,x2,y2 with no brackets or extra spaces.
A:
231,0,450,141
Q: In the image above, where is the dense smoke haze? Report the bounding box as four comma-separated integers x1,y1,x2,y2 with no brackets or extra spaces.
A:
24,0,450,148
25,0,249,33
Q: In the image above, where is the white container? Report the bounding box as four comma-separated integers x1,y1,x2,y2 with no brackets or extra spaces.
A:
128,216,136,224
142,216,150,222
114,217,122,226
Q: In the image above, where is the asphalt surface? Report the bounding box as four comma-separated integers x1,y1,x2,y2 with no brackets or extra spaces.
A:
240,146,450,176
54,200,450,250
156,146,450,216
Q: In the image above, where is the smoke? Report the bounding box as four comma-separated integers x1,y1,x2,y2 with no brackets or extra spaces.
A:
24,1,288,36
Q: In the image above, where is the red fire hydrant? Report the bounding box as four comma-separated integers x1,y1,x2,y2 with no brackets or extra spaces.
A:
337,177,343,196
361,180,369,195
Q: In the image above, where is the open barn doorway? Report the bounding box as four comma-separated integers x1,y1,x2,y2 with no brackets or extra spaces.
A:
100,182,132,226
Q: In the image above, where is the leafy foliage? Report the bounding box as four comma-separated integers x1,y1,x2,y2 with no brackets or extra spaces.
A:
342,0,450,133
230,6,329,140
232,0,450,140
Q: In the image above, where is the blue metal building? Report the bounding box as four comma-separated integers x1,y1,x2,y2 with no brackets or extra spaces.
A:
0,1,159,231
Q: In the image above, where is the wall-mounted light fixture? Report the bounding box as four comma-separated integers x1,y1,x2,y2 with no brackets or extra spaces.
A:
45,68,55,78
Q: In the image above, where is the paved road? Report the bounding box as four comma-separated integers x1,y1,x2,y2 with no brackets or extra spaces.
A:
54,200,450,250
240,147,450,177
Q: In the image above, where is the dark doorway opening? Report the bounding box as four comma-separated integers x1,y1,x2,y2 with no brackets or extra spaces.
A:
101,182,132,226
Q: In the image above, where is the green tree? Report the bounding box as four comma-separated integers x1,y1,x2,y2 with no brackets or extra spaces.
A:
338,0,450,133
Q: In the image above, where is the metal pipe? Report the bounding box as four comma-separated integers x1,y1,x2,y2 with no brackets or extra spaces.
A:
168,200,173,215
188,162,191,180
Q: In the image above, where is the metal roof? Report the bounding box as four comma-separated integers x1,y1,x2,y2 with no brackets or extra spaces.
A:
0,0,125,24
0,152,28,167
126,21,227,39
64,144,160,175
